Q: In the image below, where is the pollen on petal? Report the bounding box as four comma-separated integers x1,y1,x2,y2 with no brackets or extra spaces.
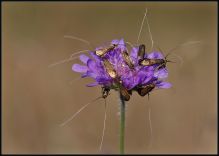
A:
72,64,88,73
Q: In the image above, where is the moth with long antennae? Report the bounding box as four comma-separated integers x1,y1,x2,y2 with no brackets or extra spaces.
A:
64,35,141,52
136,83,156,100
102,57,130,101
138,44,187,72
137,41,202,71
136,9,200,71
135,78,172,100
48,38,134,68
95,44,118,58
65,36,121,58
138,53,176,71
121,49,135,70
138,44,146,60
136,8,176,71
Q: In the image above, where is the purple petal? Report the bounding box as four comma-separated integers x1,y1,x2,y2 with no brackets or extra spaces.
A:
89,51,101,62
72,64,87,73
87,59,97,72
96,76,112,86
111,39,120,45
130,47,138,59
81,73,88,78
129,47,139,65
133,76,141,87
86,71,97,79
121,72,137,90
118,39,126,51
137,70,153,85
142,75,154,85
156,82,172,88
123,78,134,90
86,82,99,87
87,59,106,78
147,52,164,59
119,39,125,46
79,54,89,64
154,68,168,79
96,76,110,82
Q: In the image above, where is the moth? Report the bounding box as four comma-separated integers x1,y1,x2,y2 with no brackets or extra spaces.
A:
136,83,155,97
138,47,175,71
102,58,130,101
122,50,134,69
95,44,118,57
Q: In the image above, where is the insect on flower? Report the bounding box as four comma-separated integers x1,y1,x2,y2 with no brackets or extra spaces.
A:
138,49,176,71
95,43,118,57
102,56,130,101
135,77,172,98
121,50,135,70
57,8,186,153
137,44,146,60
102,58,117,79
137,83,155,97
101,86,110,99
52,6,205,154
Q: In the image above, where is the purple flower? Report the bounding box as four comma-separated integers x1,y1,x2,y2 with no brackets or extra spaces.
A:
72,39,171,99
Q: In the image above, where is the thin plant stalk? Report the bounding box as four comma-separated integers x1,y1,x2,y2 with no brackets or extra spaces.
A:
119,92,126,154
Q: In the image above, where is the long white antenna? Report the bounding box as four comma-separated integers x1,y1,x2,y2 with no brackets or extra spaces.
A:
145,8,154,52
164,40,202,67
69,77,82,85
168,53,184,67
144,98,153,149
168,40,201,53
137,9,148,45
148,107,153,148
125,41,135,49
59,97,102,127
99,99,107,151
48,56,78,68
48,49,90,68
64,35,92,48
70,49,90,58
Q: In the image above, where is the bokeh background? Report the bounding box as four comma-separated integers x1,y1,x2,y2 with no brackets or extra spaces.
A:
2,2,217,154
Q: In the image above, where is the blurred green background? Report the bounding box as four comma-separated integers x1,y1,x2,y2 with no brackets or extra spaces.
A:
2,2,217,154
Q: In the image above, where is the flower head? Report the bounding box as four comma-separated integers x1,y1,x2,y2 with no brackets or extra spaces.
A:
72,39,171,100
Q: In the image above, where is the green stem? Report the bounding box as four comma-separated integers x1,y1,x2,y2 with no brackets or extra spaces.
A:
119,92,126,154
